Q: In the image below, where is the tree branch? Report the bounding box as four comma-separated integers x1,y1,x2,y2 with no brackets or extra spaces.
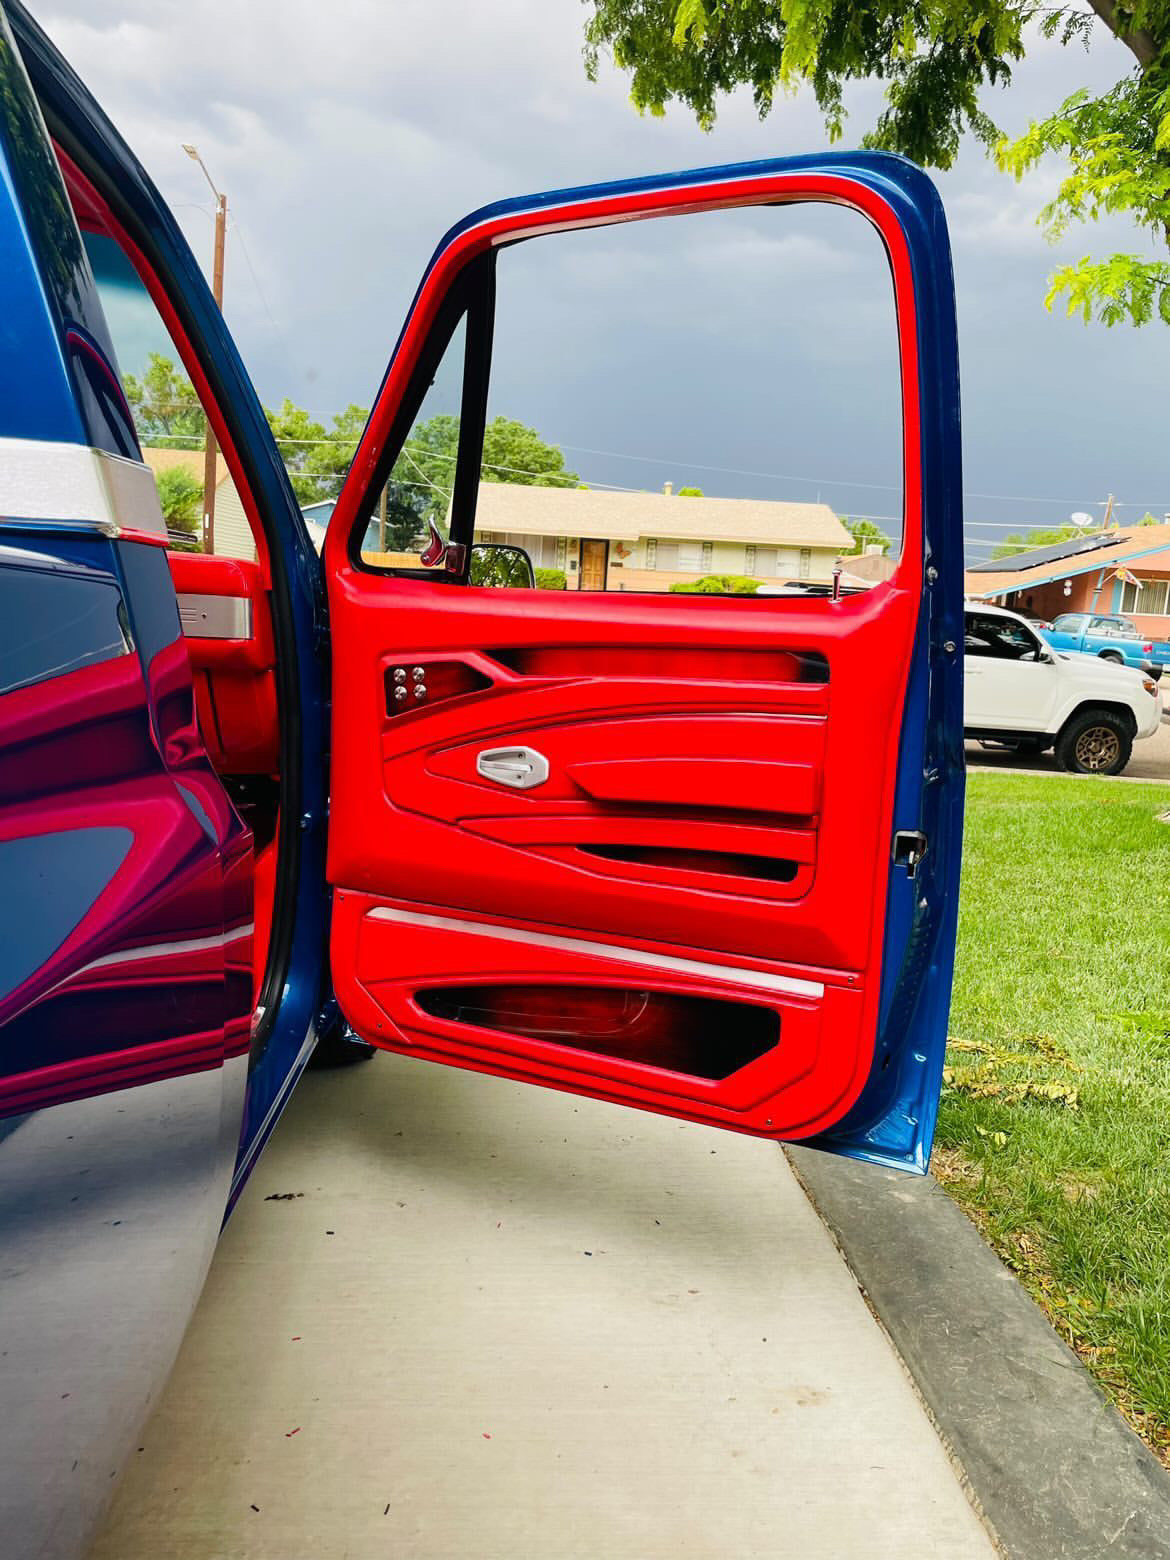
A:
1086,0,1157,69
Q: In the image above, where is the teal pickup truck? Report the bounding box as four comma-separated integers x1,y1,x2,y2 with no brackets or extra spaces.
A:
1043,612,1170,674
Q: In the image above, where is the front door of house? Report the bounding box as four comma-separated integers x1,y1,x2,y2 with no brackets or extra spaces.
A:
580,538,607,591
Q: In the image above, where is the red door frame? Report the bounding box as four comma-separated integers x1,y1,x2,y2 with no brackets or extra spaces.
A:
322,166,926,1142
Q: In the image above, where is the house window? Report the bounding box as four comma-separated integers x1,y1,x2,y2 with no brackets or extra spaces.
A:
799,548,812,579
700,541,713,571
744,545,756,573
645,539,658,569
677,542,703,572
1121,578,1170,616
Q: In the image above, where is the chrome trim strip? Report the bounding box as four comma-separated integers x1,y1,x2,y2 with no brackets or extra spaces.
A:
178,593,253,640
0,437,167,540
368,905,825,1000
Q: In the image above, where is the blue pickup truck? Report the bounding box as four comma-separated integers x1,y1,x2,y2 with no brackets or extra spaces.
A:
1043,612,1170,673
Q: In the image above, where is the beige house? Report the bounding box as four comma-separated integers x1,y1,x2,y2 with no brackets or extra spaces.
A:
143,446,255,560
474,482,852,592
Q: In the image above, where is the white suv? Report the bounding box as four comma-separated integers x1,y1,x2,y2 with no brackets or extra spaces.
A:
964,603,1162,775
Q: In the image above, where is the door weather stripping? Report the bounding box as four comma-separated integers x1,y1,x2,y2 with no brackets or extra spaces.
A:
368,905,825,1000
476,745,550,790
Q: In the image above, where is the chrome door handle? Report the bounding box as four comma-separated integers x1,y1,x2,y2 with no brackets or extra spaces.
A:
475,745,550,790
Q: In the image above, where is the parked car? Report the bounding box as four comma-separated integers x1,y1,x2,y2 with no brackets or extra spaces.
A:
1042,611,1170,673
0,4,966,1556
965,604,1162,774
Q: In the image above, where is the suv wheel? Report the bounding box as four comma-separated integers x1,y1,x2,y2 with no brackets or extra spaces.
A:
1099,651,1124,665
1054,708,1133,775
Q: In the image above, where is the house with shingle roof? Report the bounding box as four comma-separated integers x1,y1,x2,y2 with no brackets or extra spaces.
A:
471,481,853,591
142,446,255,560
965,524,1170,636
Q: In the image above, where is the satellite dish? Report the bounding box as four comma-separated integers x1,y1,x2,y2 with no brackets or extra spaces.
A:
1070,511,1093,528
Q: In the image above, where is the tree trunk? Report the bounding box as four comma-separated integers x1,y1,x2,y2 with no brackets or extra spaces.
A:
1087,0,1157,69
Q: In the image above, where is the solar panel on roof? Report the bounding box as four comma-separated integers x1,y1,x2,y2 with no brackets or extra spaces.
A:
966,532,1132,573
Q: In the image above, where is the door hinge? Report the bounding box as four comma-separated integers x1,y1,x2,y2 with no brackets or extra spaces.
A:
892,829,928,878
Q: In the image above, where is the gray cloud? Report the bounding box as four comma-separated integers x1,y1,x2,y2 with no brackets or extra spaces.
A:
35,1,1170,551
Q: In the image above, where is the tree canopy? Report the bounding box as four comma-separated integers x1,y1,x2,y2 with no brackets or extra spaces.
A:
582,0,1170,325
124,352,206,447
125,357,578,547
265,398,368,506
991,521,1082,558
385,413,579,530
842,515,891,554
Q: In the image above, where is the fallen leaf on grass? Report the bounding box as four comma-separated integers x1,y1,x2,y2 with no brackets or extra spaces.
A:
974,1126,1009,1149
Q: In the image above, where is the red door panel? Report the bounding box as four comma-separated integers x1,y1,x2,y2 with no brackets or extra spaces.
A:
332,888,867,1136
167,553,279,775
322,157,962,1156
325,570,915,1134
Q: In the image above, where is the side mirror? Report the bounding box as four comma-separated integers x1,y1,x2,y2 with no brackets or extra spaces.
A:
469,542,534,589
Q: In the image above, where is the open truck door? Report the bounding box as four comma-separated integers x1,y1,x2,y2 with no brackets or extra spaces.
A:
323,157,964,1172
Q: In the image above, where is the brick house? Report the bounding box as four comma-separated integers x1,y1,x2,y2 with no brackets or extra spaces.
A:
965,525,1170,637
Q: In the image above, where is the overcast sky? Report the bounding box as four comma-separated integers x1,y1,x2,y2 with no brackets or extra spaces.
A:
35,0,1170,558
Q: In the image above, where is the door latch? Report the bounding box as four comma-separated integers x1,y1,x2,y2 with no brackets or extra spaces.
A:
892,829,929,878
476,745,550,790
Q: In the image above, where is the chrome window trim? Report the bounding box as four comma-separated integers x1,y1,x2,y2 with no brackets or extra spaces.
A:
178,593,253,640
0,436,167,540
368,904,825,1000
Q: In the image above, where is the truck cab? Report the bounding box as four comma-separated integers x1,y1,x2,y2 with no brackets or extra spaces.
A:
1045,611,1169,674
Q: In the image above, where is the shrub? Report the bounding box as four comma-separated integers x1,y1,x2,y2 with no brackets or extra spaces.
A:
535,567,567,590
155,465,203,551
669,574,761,595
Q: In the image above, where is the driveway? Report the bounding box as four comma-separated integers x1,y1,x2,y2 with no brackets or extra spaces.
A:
967,711,1170,781
89,1055,994,1559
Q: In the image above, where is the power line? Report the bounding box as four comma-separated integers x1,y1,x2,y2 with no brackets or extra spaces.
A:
227,217,280,333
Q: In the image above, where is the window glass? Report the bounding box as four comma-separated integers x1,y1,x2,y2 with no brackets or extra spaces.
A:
964,613,1043,661
1051,614,1084,632
360,313,468,566
83,231,258,561
1121,579,1169,616
0,548,132,696
360,201,904,597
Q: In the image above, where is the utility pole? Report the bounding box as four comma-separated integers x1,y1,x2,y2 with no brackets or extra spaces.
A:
183,144,226,554
1102,493,1116,529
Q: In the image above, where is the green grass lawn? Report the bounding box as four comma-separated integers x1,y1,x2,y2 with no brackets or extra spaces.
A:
936,771,1170,1464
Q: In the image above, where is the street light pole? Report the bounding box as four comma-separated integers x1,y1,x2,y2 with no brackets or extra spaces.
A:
183,144,226,554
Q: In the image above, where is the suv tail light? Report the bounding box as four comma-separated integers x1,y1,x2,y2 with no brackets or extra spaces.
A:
1143,642,1153,653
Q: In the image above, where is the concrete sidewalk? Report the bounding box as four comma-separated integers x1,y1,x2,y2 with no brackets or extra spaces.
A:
90,1055,995,1560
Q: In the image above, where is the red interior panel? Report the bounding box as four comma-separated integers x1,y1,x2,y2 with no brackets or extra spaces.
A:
323,167,924,1142
332,888,868,1134
414,984,779,1078
167,554,279,775
326,577,917,1137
